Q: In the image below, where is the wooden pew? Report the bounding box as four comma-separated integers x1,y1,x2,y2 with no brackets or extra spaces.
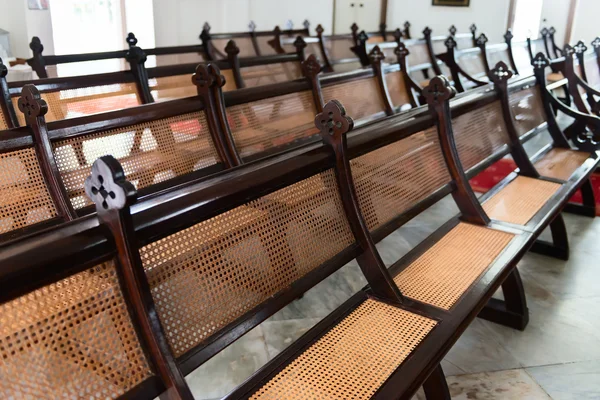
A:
0,84,540,399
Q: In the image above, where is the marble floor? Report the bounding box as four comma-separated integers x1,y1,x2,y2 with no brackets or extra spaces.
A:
184,130,600,399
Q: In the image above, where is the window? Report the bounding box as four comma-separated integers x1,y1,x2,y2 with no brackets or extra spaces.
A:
511,0,544,41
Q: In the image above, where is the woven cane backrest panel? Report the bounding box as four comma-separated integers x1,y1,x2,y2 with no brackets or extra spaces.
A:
585,57,600,88
510,86,546,136
12,83,141,126
255,36,279,56
149,75,195,102
150,53,206,67
140,169,355,357
483,176,560,225
0,108,8,130
226,90,319,157
453,101,510,171
53,111,219,209
351,128,451,232
384,70,411,109
394,223,514,310
487,48,511,69
0,261,153,399
432,39,447,55
0,147,58,235
250,299,436,400
406,42,431,67
458,52,487,78
241,62,303,88
326,38,356,60
513,44,533,76
322,77,386,121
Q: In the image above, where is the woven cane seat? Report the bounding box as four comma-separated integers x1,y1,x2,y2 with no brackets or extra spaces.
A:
546,72,564,82
482,176,561,225
0,109,7,130
0,261,153,399
534,148,591,181
250,299,436,399
394,223,514,310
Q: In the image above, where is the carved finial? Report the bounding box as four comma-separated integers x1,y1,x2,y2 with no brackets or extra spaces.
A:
563,44,575,57
294,36,307,51
303,19,310,30
488,61,513,84
315,100,354,145
470,24,477,34
301,54,321,78
445,36,457,50
225,40,240,56
285,20,294,30
351,23,359,34
249,21,256,32
549,27,556,35
85,156,136,214
393,28,402,42
126,32,138,47
423,76,456,105
126,46,147,65
203,22,211,32
504,29,514,42
423,27,432,37
449,25,457,36
404,21,411,28
29,37,44,54
192,64,226,91
592,37,600,50
531,52,550,70
369,46,385,64
476,33,488,47
394,42,410,59
316,24,324,36
18,84,48,121
574,40,588,54
0,58,7,78
540,27,549,37
357,30,368,43
273,25,282,34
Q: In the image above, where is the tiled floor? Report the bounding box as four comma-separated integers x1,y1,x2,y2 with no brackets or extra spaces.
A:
185,130,600,399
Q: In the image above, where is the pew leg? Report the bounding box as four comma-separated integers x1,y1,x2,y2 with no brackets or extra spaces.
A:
422,364,451,400
529,213,569,260
478,268,529,331
563,179,596,218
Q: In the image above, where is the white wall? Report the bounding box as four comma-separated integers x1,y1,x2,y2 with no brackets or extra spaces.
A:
387,0,510,42
571,0,599,46
25,4,54,55
0,0,28,58
540,0,570,46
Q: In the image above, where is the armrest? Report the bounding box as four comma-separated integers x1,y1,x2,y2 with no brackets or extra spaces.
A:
575,74,600,97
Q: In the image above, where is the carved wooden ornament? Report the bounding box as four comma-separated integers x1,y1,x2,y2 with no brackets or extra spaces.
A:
85,155,136,213
18,84,48,121
489,61,513,84
423,76,456,105
315,100,354,145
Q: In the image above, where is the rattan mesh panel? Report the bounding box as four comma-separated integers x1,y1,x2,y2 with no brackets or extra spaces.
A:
0,147,57,235
406,42,431,67
458,53,487,78
585,57,600,88
255,36,279,56
394,223,514,310
512,44,533,76
453,101,510,171
226,90,318,157
140,169,355,357
149,75,195,102
53,111,219,209
384,70,411,109
151,53,206,67
483,176,561,225
241,62,303,88
322,77,386,121
12,84,141,126
250,299,436,400
326,38,356,60
0,108,7,130
431,39,446,55
351,128,451,231
487,48,511,68
535,148,590,181
0,261,153,399
510,87,546,136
